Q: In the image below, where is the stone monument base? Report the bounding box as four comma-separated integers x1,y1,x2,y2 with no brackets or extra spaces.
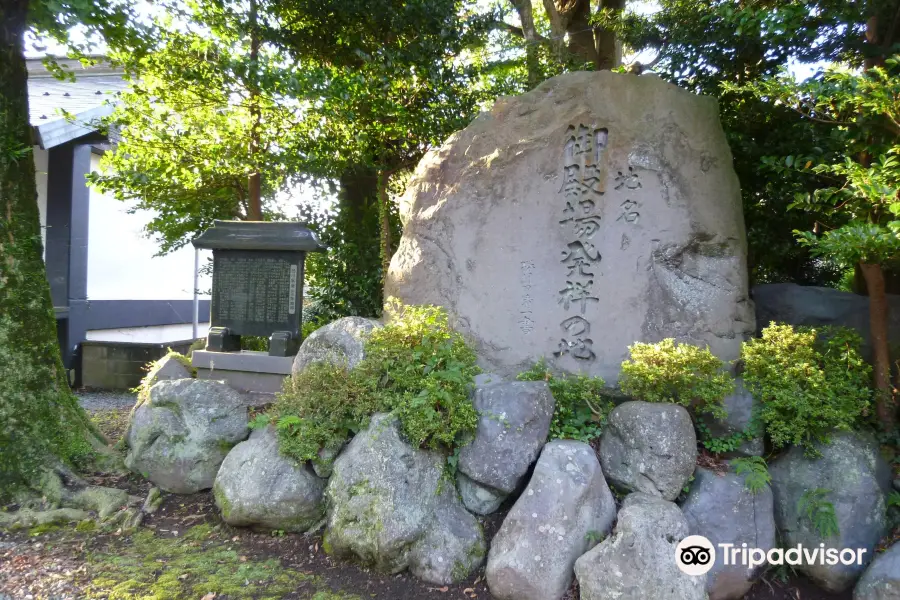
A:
192,350,291,405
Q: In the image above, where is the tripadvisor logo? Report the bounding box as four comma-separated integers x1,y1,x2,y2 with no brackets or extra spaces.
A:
676,536,716,576
675,535,869,576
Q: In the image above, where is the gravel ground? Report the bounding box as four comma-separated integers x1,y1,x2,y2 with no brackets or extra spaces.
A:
75,390,138,411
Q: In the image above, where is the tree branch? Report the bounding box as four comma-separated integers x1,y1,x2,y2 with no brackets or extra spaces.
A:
491,19,550,44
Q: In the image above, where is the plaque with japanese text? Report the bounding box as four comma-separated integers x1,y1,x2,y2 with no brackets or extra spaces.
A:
211,250,304,338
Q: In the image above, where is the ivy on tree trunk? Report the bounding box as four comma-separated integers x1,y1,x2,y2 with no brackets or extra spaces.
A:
0,0,104,499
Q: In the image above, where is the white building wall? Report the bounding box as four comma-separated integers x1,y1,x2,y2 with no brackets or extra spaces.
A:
34,145,48,253
86,153,211,301
85,323,207,343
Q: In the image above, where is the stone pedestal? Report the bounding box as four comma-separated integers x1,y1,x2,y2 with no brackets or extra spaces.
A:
192,350,292,405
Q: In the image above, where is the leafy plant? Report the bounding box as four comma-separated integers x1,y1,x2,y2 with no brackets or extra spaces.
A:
742,323,871,451
732,456,771,494
273,362,378,464
584,530,605,545
619,339,734,419
696,423,748,455
888,490,900,530
797,488,840,538
357,300,480,450
270,302,479,463
696,409,765,456
517,360,612,442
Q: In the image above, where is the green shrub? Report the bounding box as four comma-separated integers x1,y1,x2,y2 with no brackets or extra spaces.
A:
741,323,871,451
357,300,480,449
517,360,612,442
269,302,479,462
270,362,378,463
619,339,733,418
240,336,268,352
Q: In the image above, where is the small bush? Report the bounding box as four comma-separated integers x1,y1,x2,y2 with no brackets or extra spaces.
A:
619,339,733,418
517,360,612,442
357,300,480,449
741,323,870,451
269,302,480,463
271,362,378,463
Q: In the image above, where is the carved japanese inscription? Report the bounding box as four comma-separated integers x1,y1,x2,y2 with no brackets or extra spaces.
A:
553,124,609,362
211,250,304,338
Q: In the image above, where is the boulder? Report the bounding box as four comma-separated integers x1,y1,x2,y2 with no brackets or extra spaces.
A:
125,379,249,494
854,542,900,600
769,432,892,592
456,380,555,512
753,283,900,361
703,378,763,457
385,70,754,383
145,353,192,385
324,414,485,585
291,316,381,377
213,427,326,532
486,440,616,600
599,401,697,500
575,493,706,600
474,372,505,386
457,473,506,516
681,466,776,600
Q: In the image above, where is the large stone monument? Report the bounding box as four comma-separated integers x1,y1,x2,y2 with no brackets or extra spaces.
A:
385,71,754,382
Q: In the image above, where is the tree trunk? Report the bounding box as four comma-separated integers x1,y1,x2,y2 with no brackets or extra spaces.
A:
336,166,382,315
0,0,106,498
541,0,624,71
377,170,393,281
247,0,263,221
595,0,625,70
510,0,542,88
859,262,895,428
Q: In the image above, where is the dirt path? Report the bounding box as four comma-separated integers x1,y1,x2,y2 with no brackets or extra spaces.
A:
0,403,854,600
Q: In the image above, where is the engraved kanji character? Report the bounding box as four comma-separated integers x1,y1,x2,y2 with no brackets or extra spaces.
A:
561,240,601,264
617,199,640,224
558,280,599,313
570,338,597,360
518,314,535,334
614,166,642,191
520,261,535,276
561,164,582,196
561,240,600,277
582,164,605,194
521,294,534,311
572,215,602,239
553,336,596,361
560,315,591,337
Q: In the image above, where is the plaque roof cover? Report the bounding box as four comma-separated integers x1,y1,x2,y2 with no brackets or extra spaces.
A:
191,220,327,252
